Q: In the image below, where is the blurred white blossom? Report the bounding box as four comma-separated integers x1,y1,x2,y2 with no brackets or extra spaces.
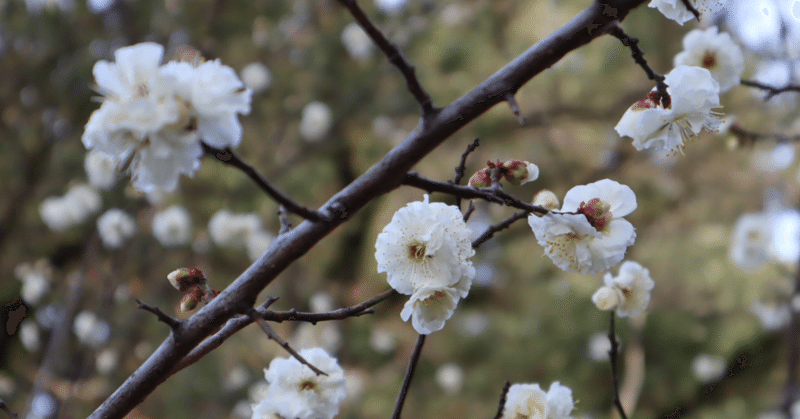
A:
529,179,637,275
97,208,136,249
20,321,41,352
299,101,333,143
752,302,790,331
73,310,111,348
375,0,407,15
96,349,119,375
241,62,272,93
729,212,773,270
587,332,611,362
84,149,118,189
152,205,192,247
208,209,262,248
247,229,275,261
691,354,726,383
40,183,102,231
341,22,373,60
592,261,655,318
15,259,53,305
674,26,744,93
435,363,464,395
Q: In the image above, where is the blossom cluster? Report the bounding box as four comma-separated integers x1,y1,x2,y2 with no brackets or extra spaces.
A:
673,26,744,93
82,42,251,193
375,195,475,334
39,183,102,232
501,381,575,419
729,206,800,270
591,261,655,318
528,179,637,276
251,348,347,419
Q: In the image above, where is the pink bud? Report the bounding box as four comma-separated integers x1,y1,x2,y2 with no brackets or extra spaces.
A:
468,168,493,188
167,267,207,292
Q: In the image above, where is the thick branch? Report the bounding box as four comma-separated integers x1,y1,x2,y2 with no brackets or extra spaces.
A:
337,0,437,117
90,2,647,417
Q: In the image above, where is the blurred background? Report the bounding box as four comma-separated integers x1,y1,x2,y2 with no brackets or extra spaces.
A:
2,0,800,418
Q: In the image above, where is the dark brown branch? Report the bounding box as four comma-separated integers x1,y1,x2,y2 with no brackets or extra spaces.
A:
492,381,512,419
454,138,480,210
336,0,438,117
247,308,327,376
728,124,800,147
402,172,549,215
136,299,181,330
606,24,669,108
472,211,531,248
391,334,427,419
263,289,396,323
608,313,628,419
505,93,526,125
202,143,329,222
0,398,17,419
463,200,476,223
679,0,701,21
741,79,800,101
90,1,648,416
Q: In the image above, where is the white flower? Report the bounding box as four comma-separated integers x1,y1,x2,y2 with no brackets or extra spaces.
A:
587,332,611,362
752,302,790,331
241,62,272,93
546,381,576,419
729,212,772,270
648,0,722,25
596,261,655,318
674,26,744,93
15,259,53,305
73,310,111,348
84,149,118,189
341,22,373,60
502,383,549,419
208,209,263,248
375,0,407,15
615,66,722,154
376,195,475,294
257,348,347,419
435,363,464,395
691,354,726,383
20,321,40,352
528,179,637,275
769,209,800,266
39,183,102,232
247,229,276,262
152,205,192,247
753,143,796,173
97,209,137,249
401,285,462,334
299,101,333,143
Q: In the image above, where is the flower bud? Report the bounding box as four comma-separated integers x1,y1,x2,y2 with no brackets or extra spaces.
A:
500,160,529,186
592,286,621,311
167,267,206,292
180,287,204,312
468,168,493,188
532,189,560,211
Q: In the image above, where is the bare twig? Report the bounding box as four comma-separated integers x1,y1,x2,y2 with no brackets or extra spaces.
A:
0,398,17,419
463,200,476,223
336,0,438,117
454,138,480,209
90,2,648,416
728,124,800,147
246,308,327,376
402,172,549,215
679,0,701,21
136,299,181,330
606,24,669,108
278,205,293,235
264,289,396,323
492,381,512,419
472,211,531,248
741,79,800,101
202,143,329,222
608,313,628,419
391,334,427,419
505,93,526,125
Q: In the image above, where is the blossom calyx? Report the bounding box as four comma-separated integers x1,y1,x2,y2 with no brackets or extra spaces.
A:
168,267,206,292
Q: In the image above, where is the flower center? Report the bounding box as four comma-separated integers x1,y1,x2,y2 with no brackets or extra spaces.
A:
299,379,317,391
701,51,716,69
421,290,447,306
578,198,613,232
407,241,427,263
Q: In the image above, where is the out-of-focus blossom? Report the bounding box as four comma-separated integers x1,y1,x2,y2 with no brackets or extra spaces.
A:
299,101,333,143
97,209,137,249
152,205,193,247
673,26,744,93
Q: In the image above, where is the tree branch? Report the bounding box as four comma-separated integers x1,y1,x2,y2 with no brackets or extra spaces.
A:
492,381,512,419
136,299,181,330
741,79,800,101
454,138,480,210
336,0,438,118
606,23,669,108
609,313,628,419
89,2,648,416
247,308,328,376
391,334,427,419
472,211,531,248
679,0,701,21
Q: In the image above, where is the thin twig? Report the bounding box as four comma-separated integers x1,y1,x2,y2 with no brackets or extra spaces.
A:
608,313,628,419
679,0,701,21
246,308,328,376
336,0,438,117
463,200,476,223
492,381,512,419
781,232,800,415
391,334,427,419
505,93,526,125
264,289,396,323
402,172,549,215
0,398,17,419
454,138,480,210
729,124,800,147
741,79,800,101
202,143,329,222
606,24,669,108
278,205,293,235
136,299,181,330
472,211,531,248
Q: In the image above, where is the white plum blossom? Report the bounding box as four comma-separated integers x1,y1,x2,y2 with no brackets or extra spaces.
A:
84,149,118,189
39,183,102,232
73,310,111,348
152,205,192,247
769,209,800,265
502,381,575,419
649,0,722,25
82,42,251,193
592,261,655,318
375,0,407,15
299,101,333,143
674,26,744,93
729,212,773,270
208,209,263,248
435,363,465,395
376,195,475,334
691,354,726,383
528,179,637,275
240,62,272,93
15,259,53,305
341,22,373,60
253,348,346,419
246,229,276,262
97,208,137,249
615,66,722,154
587,332,612,362
752,302,790,331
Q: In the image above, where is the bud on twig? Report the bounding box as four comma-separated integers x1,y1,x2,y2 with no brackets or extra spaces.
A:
167,268,206,292
532,189,560,210
180,287,204,312
468,168,493,188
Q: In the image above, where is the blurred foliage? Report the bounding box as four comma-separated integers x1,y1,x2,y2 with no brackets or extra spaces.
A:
2,0,800,418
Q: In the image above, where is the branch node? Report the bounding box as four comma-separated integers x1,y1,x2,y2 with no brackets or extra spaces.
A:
505,93,525,125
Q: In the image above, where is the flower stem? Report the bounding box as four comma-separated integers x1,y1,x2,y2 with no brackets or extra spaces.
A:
391,334,427,419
